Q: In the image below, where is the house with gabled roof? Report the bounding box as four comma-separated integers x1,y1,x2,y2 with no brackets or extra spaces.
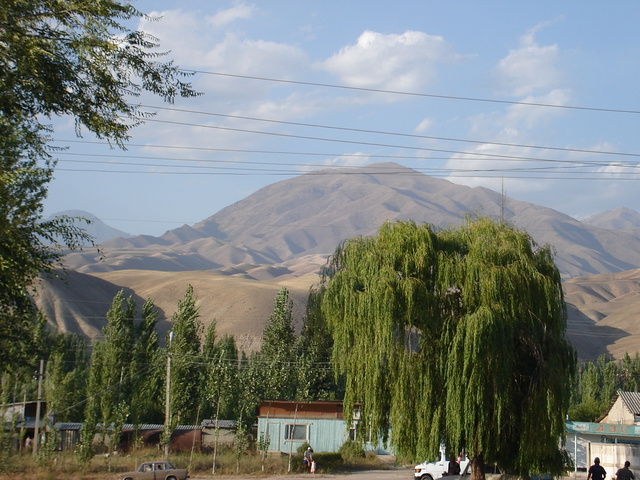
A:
597,391,640,424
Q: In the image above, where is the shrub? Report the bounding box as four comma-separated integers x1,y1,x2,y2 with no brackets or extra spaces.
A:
338,439,365,459
313,452,344,472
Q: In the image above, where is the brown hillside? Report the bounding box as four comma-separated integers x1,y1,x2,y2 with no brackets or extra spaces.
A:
35,262,640,362
564,268,640,361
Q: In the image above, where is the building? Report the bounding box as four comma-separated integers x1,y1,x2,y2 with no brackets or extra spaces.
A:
256,400,391,455
566,391,640,478
53,419,236,453
1,401,49,450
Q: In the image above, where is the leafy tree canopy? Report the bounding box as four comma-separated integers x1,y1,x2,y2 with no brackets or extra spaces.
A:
321,218,576,479
0,0,198,372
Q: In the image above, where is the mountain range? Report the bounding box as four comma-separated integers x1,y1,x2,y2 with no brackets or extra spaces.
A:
35,163,640,361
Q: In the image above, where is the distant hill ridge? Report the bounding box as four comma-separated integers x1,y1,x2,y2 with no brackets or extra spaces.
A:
62,162,640,279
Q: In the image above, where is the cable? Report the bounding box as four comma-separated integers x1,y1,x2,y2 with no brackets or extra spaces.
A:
54,153,640,172
138,104,640,159
120,116,640,164
186,71,640,115
55,139,640,166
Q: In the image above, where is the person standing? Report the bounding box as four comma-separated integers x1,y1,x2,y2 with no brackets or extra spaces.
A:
588,457,607,480
615,461,635,480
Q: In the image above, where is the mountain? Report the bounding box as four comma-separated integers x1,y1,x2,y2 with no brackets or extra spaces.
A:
62,163,640,279
582,207,640,231
48,209,131,244
35,163,640,360
564,268,640,361
34,262,640,362
35,262,317,353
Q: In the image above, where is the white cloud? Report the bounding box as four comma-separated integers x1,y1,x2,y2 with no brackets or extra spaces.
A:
504,89,571,129
207,2,256,28
415,118,433,134
318,30,462,92
495,22,563,97
323,153,372,168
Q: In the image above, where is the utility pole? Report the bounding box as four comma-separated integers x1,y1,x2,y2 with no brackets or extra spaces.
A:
164,331,174,460
33,359,44,455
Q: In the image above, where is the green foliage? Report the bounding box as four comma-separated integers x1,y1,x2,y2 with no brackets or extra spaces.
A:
338,439,365,459
321,218,576,477
44,332,89,422
0,0,198,375
568,353,640,421
204,333,239,423
310,452,344,472
0,0,199,146
168,285,204,426
298,286,343,400
130,298,163,424
233,423,249,473
83,290,163,450
257,287,298,400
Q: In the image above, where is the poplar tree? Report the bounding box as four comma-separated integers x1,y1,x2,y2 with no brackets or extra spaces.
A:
130,298,163,425
44,332,88,423
321,218,576,479
298,287,342,400
259,287,298,400
167,285,204,426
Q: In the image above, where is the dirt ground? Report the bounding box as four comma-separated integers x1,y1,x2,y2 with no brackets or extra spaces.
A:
190,467,414,480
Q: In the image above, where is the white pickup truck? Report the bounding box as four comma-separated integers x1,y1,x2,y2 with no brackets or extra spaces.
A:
414,450,469,480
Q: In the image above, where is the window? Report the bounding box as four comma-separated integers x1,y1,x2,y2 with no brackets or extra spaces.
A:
284,424,308,441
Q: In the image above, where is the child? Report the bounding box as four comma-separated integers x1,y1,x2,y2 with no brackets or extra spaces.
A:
310,460,316,474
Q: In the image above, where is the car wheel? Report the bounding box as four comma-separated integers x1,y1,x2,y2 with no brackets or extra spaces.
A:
422,475,434,480
166,476,177,480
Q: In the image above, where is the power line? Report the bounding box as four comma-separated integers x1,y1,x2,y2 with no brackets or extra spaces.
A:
54,151,640,172
187,70,640,115
56,139,640,169
139,104,640,159
120,116,640,165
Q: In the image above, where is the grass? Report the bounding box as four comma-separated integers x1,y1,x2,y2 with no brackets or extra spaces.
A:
0,447,392,479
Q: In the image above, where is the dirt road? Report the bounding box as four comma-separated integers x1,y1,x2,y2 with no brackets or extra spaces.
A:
189,467,414,480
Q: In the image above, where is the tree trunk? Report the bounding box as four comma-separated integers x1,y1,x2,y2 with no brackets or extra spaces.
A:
470,454,486,480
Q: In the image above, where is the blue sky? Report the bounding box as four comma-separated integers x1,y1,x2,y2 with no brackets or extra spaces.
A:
44,1,640,236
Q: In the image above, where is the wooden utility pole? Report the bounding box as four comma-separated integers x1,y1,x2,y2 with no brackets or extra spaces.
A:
33,359,44,455
164,332,174,460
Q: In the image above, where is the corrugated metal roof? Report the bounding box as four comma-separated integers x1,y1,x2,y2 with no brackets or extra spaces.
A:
201,419,236,428
618,391,640,415
53,420,236,431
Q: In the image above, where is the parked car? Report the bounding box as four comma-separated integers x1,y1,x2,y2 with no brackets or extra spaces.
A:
414,447,469,480
116,461,189,480
433,461,504,480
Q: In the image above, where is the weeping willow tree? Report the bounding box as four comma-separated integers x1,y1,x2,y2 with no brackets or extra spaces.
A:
320,218,576,479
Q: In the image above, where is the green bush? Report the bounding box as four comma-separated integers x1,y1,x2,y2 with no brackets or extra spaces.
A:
338,439,365,459
313,452,344,472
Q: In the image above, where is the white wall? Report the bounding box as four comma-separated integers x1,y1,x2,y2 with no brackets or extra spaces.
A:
590,443,640,480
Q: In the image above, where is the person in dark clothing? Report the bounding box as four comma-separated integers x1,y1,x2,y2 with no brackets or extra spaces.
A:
588,457,607,480
447,458,461,476
615,461,635,480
